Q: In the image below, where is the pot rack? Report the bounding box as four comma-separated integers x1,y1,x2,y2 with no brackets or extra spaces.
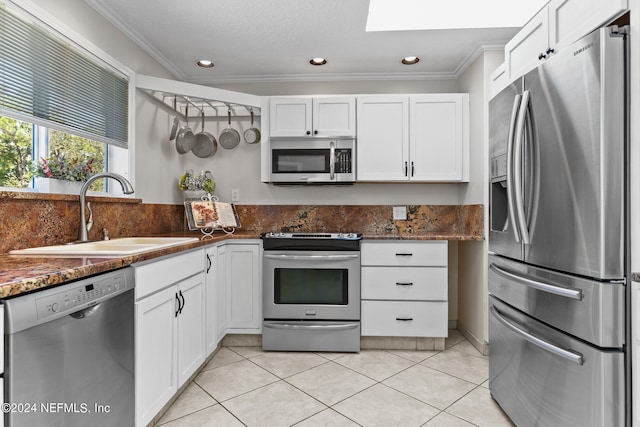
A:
136,74,261,121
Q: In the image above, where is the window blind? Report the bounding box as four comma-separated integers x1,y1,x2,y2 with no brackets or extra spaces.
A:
0,4,129,147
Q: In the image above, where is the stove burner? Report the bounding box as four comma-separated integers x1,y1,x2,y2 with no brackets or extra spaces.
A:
262,232,362,240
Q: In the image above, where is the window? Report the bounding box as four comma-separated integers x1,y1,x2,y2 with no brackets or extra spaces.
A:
0,2,132,194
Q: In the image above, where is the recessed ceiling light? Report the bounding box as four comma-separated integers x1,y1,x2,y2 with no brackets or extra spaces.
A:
401,56,420,65
309,57,327,66
196,59,214,68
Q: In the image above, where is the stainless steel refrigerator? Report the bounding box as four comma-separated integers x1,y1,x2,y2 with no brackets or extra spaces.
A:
488,26,629,426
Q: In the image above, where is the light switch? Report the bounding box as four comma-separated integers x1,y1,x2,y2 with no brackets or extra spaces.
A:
231,188,240,202
393,206,407,220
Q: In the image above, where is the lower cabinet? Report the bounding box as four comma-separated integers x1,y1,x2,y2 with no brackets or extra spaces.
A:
361,240,448,337
133,250,205,427
204,247,218,356
225,242,261,331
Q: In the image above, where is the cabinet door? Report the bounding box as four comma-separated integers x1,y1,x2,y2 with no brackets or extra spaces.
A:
549,0,627,52
505,6,549,80
177,273,206,386
410,94,468,181
312,97,356,136
269,98,312,136
633,281,640,427
204,247,217,356
226,243,261,330
356,96,409,181
216,245,228,341
135,285,178,427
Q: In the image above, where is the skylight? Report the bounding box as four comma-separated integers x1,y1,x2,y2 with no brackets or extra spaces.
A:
366,0,548,31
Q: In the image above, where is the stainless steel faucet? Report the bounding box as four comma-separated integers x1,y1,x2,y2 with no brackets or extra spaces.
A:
78,173,134,242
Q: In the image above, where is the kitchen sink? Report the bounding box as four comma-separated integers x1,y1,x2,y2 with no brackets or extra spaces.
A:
10,237,199,256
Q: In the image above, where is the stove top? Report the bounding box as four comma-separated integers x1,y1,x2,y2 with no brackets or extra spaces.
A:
262,232,362,240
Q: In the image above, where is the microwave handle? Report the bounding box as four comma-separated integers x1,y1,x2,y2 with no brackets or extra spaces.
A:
329,141,336,180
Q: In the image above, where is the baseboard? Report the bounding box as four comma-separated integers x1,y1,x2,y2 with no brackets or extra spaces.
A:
457,325,489,356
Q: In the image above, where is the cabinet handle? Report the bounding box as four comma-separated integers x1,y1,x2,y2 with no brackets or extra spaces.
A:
396,282,414,286
404,161,408,177
314,130,318,135
175,293,181,317
538,52,547,60
546,47,555,55
395,253,413,257
306,130,311,135
206,254,212,273
411,161,415,177
396,317,413,321
178,290,185,314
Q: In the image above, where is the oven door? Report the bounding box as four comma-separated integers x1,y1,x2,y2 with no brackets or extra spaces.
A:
263,250,360,320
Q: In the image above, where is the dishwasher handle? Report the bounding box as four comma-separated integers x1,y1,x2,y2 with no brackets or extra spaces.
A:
69,303,101,319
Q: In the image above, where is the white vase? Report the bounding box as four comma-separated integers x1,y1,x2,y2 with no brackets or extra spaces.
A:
183,190,207,201
34,177,84,195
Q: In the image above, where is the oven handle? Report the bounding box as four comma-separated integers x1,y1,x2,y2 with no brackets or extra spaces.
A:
264,254,359,261
490,305,584,365
263,322,360,331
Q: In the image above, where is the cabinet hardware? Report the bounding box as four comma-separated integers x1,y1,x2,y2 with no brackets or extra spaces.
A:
538,52,547,60
306,130,311,135
546,47,555,55
314,130,318,135
395,253,413,256
411,161,415,177
175,293,181,317
396,282,414,286
206,254,212,273
178,290,185,313
404,161,408,177
395,317,413,321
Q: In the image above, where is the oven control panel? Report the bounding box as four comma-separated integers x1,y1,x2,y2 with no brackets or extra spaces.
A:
262,232,362,240
35,270,132,320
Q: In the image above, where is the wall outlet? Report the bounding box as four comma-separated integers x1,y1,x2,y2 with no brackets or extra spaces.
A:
393,206,407,220
231,188,240,202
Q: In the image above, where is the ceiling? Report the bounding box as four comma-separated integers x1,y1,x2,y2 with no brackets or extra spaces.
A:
84,0,520,85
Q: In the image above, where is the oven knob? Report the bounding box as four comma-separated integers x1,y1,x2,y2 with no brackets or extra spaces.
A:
51,302,59,313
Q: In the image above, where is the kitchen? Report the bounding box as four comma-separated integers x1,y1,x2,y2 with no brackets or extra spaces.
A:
0,0,637,426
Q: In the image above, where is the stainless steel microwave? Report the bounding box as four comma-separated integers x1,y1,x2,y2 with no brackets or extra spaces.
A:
269,137,356,184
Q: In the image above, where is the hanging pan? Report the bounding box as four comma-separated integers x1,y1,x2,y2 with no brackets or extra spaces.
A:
192,109,218,158
243,108,261,144
169,96,180,141
175,105,195,154
219,108,240,149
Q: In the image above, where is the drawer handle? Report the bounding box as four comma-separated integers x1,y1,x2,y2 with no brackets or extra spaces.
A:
396,317,413,321
395,253,413,257
396,282,414,286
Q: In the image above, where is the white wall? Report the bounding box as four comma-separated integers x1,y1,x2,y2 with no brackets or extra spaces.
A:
456,49,503,349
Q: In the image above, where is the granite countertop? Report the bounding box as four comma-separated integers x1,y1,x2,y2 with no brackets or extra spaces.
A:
0,230,480,299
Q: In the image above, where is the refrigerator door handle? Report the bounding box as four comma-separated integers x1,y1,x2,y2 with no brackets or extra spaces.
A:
506,94,523,242
489,263,583,300
513,90,531,245
490,305,584,365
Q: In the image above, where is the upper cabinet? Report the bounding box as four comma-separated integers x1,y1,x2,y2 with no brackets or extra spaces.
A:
494,0,627,95
269,96,356,137
357,94,469,182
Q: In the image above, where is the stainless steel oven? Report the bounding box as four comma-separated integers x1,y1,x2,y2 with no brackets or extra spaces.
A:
261,232,361,352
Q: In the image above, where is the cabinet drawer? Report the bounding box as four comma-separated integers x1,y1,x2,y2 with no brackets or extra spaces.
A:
361,241,447,267
361,301,447,337
134,249,204,300
361,267,447,301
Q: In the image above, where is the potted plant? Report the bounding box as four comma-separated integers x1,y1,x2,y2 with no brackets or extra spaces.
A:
178,170,215,200
34,151,94,194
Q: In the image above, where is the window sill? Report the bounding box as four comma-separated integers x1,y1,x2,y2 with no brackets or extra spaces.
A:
0,189,141,204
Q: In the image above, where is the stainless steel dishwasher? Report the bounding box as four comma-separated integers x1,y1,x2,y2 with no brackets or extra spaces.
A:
3,267,135,427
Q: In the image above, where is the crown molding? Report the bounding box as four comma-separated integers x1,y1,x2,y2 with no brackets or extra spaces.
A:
453,43,505,78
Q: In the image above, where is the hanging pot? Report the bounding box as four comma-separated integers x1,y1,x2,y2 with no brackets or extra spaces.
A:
175,105,195,154
243,108,261,144
169,96,180,141
192,109,218,158
219,109,240,150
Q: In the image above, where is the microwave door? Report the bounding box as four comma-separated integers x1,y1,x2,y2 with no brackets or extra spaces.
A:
489,81,524,260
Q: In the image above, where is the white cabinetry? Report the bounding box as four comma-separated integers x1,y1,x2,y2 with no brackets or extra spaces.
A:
133,250,205,427
361,241,448,337
633,281,640,427
216,245,228,341
269,97,356,137
357,94,468,182
503,0,627,84
225,242,262,332
204,247,218,356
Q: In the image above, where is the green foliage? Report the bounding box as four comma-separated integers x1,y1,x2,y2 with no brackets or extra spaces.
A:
0,117,34,188
0,117,106,192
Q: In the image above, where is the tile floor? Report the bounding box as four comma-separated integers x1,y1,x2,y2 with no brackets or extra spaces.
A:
155,331,514,427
